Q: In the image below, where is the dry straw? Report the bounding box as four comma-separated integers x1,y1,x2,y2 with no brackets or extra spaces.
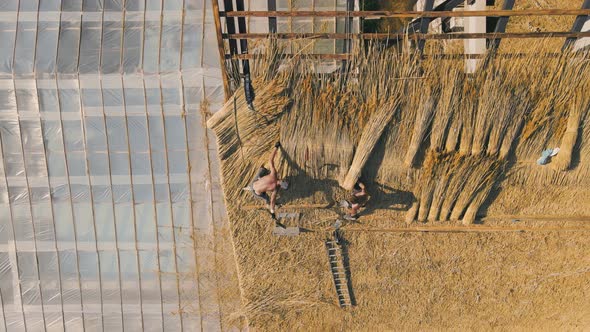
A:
552,89,590,171
208,37,590,325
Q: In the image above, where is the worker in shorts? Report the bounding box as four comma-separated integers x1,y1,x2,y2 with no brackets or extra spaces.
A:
340,181,368,220
243,142,289,221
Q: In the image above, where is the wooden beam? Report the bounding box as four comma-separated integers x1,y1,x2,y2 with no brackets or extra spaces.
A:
221,9,590,18
343,226,590,233
228,53,352,59
223,31,590,40
241,203,331,210
211,0,231,100
223,0,239,56
227,52,569,60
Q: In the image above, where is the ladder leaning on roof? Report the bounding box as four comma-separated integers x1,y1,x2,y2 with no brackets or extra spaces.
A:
325,230,352,308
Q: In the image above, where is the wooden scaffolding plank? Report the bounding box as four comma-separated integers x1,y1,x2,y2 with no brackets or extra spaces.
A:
211,0,231,99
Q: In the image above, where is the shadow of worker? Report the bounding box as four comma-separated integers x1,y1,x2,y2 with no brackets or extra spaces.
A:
275,147,339,207
361,183,415,217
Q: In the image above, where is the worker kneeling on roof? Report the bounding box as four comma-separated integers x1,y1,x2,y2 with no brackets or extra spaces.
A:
341,181,368,221
243,142,289,222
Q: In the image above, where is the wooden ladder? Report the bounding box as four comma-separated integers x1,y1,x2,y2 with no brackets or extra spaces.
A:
325,231,352,308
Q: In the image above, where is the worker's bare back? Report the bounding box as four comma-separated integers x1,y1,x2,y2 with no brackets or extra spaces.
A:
253,172,278,194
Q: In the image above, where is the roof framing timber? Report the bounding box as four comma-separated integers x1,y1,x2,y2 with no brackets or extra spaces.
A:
224,31,590,40
221,9,590,18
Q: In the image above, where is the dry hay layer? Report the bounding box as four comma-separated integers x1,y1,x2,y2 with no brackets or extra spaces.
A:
208,40,590,329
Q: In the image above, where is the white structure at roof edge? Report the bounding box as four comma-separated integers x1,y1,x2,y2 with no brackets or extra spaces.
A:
415,0,487,73
464,0,487,73
574,19,590,52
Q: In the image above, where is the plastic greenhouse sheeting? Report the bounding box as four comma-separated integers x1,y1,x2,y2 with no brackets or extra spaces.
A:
0,0,230,331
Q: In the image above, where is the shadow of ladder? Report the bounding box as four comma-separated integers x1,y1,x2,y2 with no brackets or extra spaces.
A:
325,231,352,308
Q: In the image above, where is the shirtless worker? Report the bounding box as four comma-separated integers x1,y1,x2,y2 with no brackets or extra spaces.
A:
340,181,368,220
244,142,289,221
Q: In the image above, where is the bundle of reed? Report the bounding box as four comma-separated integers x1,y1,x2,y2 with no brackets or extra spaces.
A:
405,201,420,224
472,63,517,156
458,81,478,155
468,67,494,155
405,151,501,223
392,98,418,153
404,151,454,222
417,151,460,222
429,62,461,152
341,99,401,190
373,123,401,182
427,155,457,221
415,152,438,222
278,126,354,180
517,54,573,158
403,93,437,167
401,58,440,167
445,120,462,153
486,64,529,157
551,105,586,171
461,163,504,224
206,76,263,130
484,96,512,156
438,156,474,221
450,157,502,221
209,79,293,204
498,90,530,159
212,81,291,162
